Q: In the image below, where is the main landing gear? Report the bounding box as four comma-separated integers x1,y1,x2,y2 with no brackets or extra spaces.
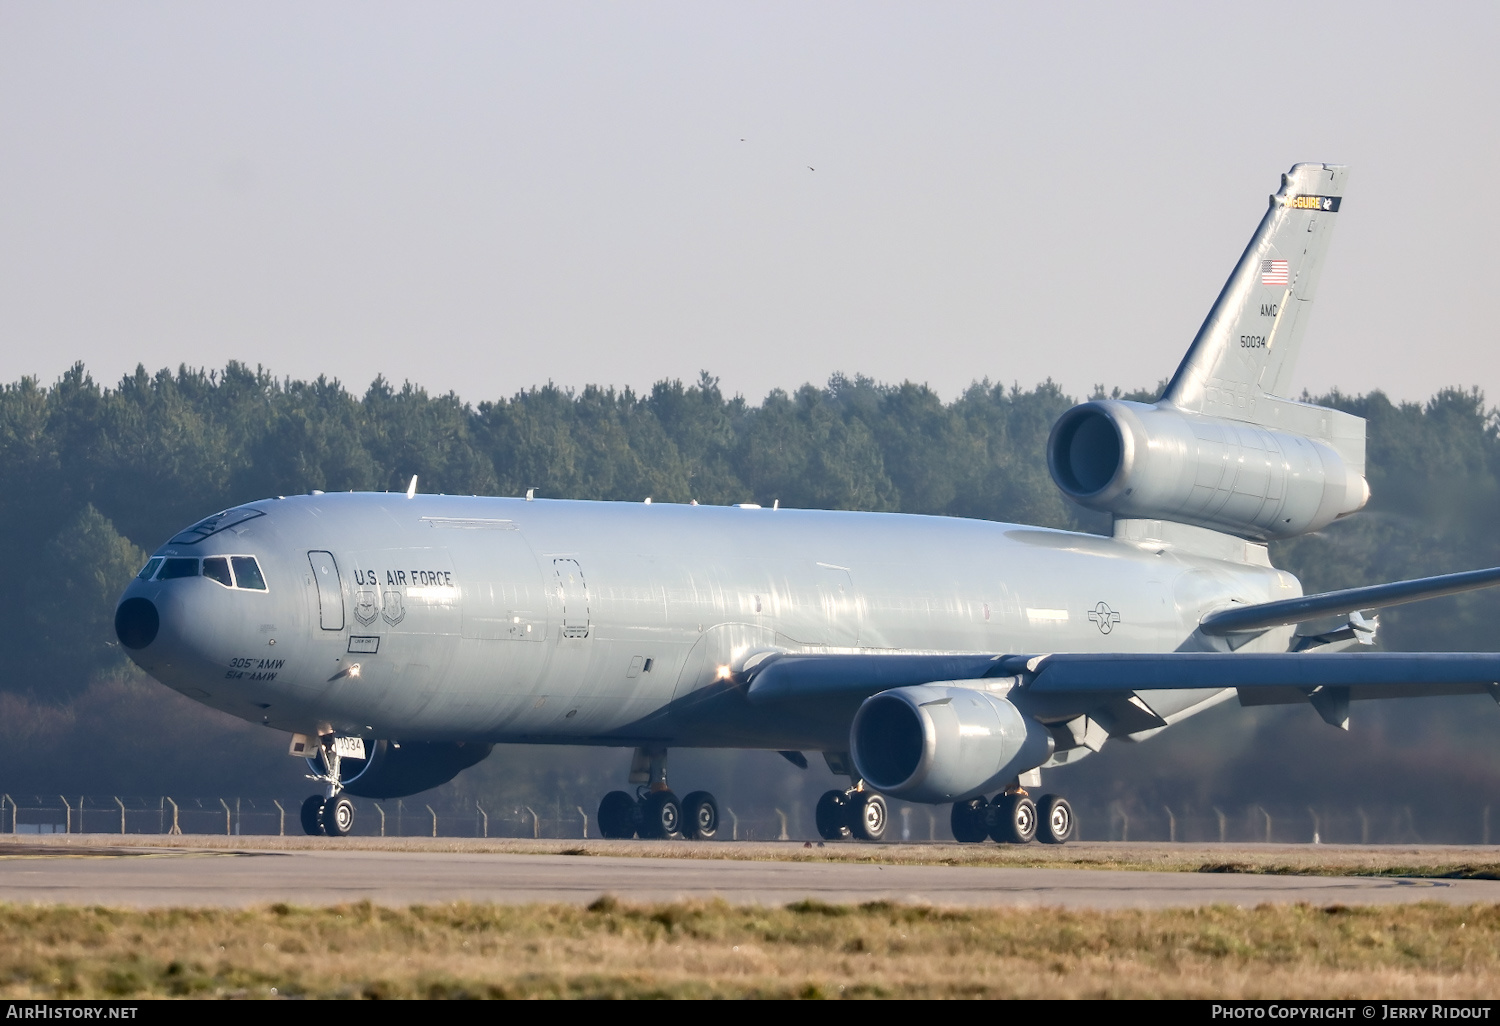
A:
300,733,358,837
951,790,1075,845
815,786,888,842
596,747,721,840
812,752,888,842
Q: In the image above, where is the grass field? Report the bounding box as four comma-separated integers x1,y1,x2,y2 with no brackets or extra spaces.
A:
2,898,1497,999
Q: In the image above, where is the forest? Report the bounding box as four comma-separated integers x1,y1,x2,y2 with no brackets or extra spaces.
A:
1,362,1497,840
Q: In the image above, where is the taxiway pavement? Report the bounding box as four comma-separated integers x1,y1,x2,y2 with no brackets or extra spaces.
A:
1,840,1497,909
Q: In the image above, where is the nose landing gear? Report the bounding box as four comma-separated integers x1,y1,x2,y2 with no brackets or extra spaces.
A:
299,795,326,836
300,733,361,837
323,795,356,837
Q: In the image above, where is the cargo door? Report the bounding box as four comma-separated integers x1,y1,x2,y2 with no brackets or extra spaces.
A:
307,550,345,631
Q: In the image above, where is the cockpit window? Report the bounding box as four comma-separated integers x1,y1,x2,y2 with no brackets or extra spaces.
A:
168,507,266,545
158,557,200,580
201,556,233,588
146,553,268,590
230,556,267,591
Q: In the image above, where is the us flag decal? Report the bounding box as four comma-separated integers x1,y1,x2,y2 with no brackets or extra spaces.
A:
1261,259,1289,286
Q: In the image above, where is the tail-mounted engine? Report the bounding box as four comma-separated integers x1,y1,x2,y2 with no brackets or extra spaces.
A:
1047,399,1368,542
849,684,1054,803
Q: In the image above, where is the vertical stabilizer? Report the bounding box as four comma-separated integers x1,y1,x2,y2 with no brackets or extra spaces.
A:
1163,163,1348,420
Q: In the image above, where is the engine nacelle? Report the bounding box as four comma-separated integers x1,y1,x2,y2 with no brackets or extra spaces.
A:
849,684,1054,803
1047,400,1368,541
308,740,493,799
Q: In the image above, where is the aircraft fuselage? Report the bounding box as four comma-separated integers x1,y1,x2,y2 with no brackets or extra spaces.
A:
119,493,1297,751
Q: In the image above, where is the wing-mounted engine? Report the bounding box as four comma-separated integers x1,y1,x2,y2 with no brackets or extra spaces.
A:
848,683,1054,803
1047,398,1368,542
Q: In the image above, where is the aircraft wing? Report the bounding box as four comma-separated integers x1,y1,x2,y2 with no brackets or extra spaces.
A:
743,650,1500,733
742,565,1500,732
1021,651,1500,699
1199,565,1500,636
744,650,1500,703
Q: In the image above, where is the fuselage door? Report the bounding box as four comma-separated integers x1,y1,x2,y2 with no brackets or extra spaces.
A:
817,563,860,648
308,550,345,631
553,558,591,638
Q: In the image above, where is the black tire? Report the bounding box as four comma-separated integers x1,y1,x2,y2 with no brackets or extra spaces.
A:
597,790,638,839
638,790,682,839
950,796,989,843
681,790,719,840
300,795,326,836
322,795,355,837
987,793,1038,844
1036,794,1075,845
815,790,851,840
846,792,888,842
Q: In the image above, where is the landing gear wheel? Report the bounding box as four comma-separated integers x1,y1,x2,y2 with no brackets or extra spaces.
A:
987,794,1038,844
597,790,638,839
1036,794,1075,845
300,795,326,836
950,796,990,843
846,792,888,842
638,790,682,839
322,795,355,837
815,790,852,840
681,791,719,840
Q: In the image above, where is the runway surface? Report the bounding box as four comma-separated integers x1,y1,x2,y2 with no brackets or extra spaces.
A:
3,841,1499,909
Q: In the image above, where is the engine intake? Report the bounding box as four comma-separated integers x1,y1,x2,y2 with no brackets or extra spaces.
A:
849,684,1053,803
1047,400,1368,541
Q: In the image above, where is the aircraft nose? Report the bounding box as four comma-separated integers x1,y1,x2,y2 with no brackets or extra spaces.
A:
114,597,160,650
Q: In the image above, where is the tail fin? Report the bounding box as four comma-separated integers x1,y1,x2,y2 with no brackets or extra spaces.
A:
1050,163,1368,551
1163,163,1349,419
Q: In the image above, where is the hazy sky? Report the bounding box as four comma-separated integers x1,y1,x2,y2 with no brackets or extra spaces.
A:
2,2,1496,406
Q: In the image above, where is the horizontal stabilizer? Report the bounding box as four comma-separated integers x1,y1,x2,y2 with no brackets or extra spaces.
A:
1200,565,1500,636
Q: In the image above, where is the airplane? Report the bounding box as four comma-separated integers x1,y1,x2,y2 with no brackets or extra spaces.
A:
113,162,1500,844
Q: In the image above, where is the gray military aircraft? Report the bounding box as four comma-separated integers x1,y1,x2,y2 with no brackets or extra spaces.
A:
114,162,1500,843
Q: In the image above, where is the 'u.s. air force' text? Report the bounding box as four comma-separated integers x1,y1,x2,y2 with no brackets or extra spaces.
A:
353,569,453,588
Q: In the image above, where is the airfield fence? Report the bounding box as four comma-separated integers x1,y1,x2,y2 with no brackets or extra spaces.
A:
1,794,1497,844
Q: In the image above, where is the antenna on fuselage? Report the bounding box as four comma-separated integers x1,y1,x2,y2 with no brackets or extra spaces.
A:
406,475,418,499
525,488,535,501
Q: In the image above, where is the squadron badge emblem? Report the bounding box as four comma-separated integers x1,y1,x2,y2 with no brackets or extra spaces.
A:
381,589,406,626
